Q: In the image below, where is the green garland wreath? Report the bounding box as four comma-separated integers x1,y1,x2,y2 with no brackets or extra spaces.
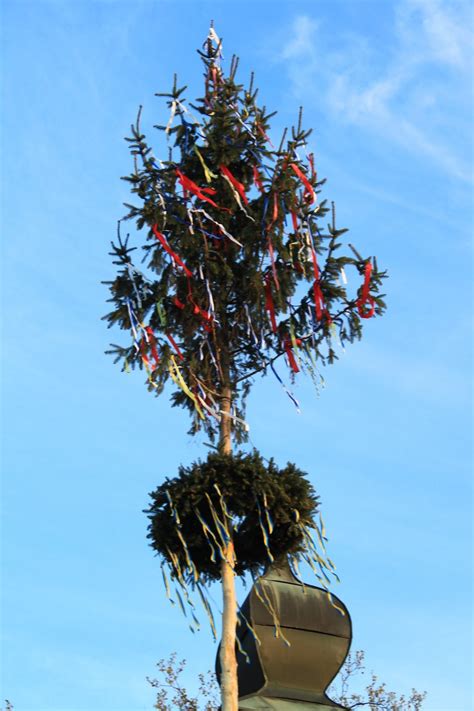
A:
145,450,322,582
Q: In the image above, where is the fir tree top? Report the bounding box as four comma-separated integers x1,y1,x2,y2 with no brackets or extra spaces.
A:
103,26,387,443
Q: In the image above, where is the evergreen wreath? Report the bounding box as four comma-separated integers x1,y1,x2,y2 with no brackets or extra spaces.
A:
145,450,326,583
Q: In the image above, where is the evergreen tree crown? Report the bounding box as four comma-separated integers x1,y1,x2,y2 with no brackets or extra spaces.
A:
103,27,387,442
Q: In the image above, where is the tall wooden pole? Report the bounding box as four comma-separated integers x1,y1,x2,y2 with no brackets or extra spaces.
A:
218,384,239,711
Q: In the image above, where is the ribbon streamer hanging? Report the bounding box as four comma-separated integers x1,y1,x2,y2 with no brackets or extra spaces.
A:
357,262,376,318
152,225,193,277
283,337,300,374
168,355,205,419
166,332,184,361
193,208,243,247
194,145,217,183
253,165,264,193
264,274,278,334
220,164,249,206
289,163,315,204
176,169,228,211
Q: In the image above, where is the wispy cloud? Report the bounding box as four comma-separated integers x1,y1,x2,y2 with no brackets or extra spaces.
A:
278,1,473,182
396,0,472,70
280,15,318,60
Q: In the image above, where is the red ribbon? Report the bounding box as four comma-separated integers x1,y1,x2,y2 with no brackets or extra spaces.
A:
144,326,160,367
265,192,279,234
271,191,279,226
173,296,186,310
285,346,299,373
357,262,376,318
175,169,229,212
313,281,324,321
256,123,274,147
152,225,192,278
310,246,320,281
291,211,299,233
176,169,217,198
200,310,213,322
309,246,324,320
283,337,301,373
220,165,249,206
253,165,264,193
289,163,315,204
264,275,278,334
185,275,214,324
360,262,372,301
166,332,184,361
174,286,213,326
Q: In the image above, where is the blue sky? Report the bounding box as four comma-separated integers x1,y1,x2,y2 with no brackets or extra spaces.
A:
1,1,472,709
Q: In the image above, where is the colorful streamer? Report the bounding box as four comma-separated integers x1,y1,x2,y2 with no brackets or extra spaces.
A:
264,274,278,334
357,261,376,318
252,165,264,193
289,163,315,204
220,164,249,206
176,169,230,212
168,355,205,419
283,337,300,374
152,225,193,277
193,145,217,183
166,332,184,361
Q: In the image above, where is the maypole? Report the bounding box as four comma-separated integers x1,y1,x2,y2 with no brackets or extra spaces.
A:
103,24,387,710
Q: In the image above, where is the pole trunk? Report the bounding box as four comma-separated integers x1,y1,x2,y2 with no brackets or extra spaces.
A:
219,385,239,711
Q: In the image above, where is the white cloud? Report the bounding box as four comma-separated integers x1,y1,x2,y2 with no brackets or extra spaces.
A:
397,0,472,70
280,15,318,60
279,3,473,183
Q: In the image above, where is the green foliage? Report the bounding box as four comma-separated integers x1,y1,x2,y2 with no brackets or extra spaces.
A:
103,30,387,443
145,450,319,582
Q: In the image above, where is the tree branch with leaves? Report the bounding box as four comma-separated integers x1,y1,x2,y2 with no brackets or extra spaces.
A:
146,650,426,711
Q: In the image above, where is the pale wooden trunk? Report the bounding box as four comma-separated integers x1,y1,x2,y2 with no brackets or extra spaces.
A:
218,385,239,711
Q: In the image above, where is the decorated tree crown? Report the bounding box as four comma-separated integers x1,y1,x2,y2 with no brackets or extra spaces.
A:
103,26,387,442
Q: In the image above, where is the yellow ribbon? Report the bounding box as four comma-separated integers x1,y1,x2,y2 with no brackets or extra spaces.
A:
253,577,290,647
196,583,218,640
168,357,205,420
326,590,346,616
193,145,217,183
